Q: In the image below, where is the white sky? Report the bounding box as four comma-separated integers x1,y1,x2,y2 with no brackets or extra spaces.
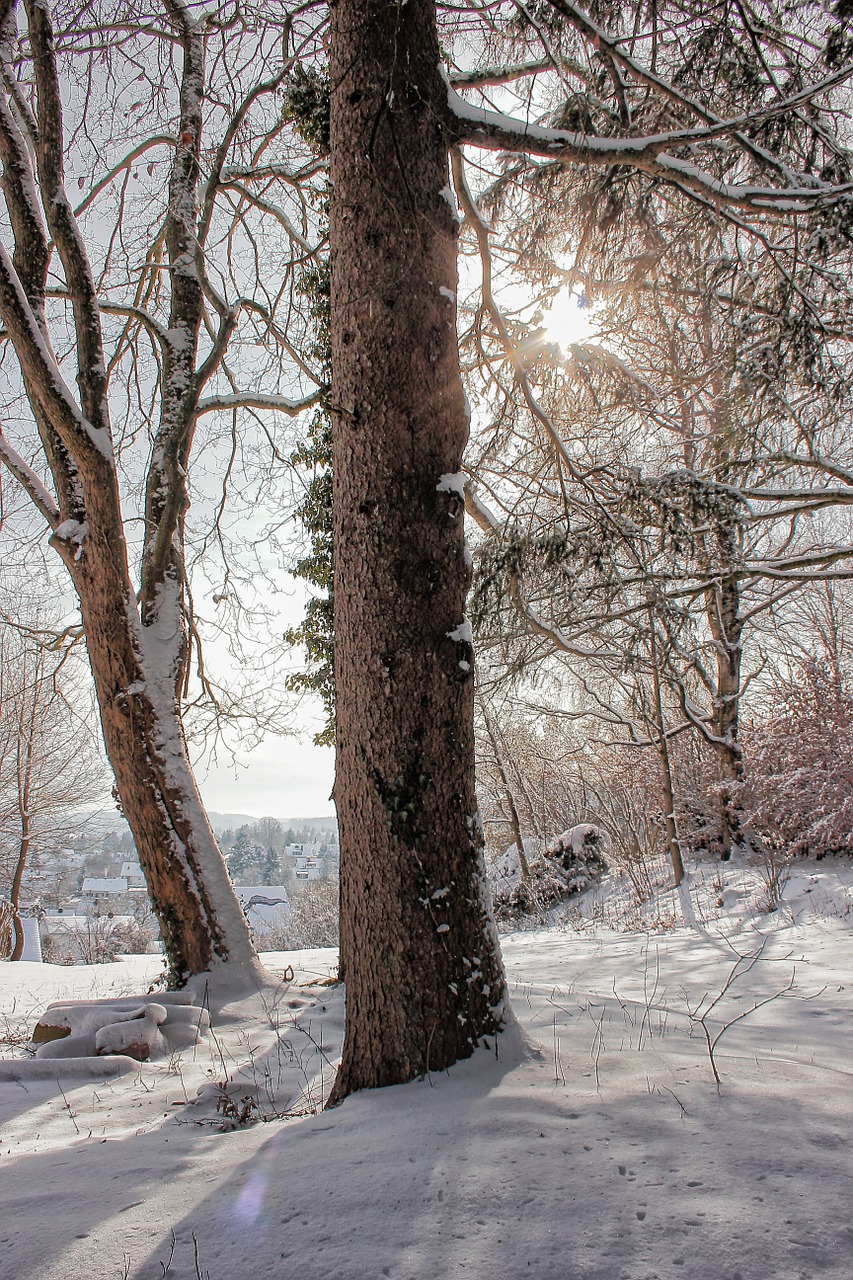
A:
196,727,335,822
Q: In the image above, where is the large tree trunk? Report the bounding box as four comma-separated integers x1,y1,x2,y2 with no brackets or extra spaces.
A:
328,0,506,1101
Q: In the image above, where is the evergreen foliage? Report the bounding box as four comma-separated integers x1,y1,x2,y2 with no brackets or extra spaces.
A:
283,265,335,746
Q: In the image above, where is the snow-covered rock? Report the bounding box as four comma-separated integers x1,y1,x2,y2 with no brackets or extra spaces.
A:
94,1009,166,1061
30,992,206,1064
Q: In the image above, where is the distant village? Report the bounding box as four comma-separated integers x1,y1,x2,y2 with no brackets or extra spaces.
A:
14,814,339,964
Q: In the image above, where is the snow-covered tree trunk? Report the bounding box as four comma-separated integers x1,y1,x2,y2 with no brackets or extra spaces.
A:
328,0,507,1101
63,535,257,980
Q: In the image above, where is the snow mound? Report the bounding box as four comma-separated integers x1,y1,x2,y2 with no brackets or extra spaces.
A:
491,825,609,924
24,991,210,1066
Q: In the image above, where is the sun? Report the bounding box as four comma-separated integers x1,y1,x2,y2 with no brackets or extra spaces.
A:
541,288,595,350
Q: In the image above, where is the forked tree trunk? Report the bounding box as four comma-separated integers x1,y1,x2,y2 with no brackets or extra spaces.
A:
328,0,506,1101
54,491,259,984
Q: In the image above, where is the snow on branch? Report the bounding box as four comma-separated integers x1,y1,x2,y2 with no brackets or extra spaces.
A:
0,428,60,526
449,61,555,90
194,390,324,417
444,75,853,214
537,0,845,187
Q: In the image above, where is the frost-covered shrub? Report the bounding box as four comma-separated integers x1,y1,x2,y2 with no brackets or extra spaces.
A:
109,917,157,955
40,918,118,964
491,825,609,925
740,658,853,859
261,878,339,950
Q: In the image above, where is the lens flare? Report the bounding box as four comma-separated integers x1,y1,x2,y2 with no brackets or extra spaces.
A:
541,289,594,350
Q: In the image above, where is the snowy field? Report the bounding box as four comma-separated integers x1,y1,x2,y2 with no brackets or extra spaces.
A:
0,859,851,1280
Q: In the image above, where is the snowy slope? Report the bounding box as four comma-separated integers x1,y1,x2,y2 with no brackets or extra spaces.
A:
0,860,851,1280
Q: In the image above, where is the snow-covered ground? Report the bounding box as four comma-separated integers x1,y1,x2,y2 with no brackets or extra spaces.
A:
1,859,851,1280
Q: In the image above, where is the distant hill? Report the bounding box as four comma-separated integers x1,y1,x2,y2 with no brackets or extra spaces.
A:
207,812,337,836
77,809,337,838
206,812,259,831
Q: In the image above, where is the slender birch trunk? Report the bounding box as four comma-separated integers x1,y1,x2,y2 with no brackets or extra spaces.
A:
480,702,532,881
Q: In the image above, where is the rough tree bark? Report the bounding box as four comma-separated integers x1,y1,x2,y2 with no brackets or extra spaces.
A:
328,0,507,1100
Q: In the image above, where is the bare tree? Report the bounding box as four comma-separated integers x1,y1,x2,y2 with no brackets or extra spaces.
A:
0,1,323,981
0,604,104,960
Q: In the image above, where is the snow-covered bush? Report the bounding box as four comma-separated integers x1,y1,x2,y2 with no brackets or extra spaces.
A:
108,916,157,956
261,878,339,950
39,909,156,964
491,825,609,925
740,657,853,859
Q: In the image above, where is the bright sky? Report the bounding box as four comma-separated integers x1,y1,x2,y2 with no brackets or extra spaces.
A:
541,287,596,348
196,721,335,823
192,290,596,825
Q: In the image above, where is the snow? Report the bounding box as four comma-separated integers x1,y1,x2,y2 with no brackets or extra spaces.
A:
438,183,460,220
436,471,466,497
1,862,852,1279
127,580,262,981
447,617,473,645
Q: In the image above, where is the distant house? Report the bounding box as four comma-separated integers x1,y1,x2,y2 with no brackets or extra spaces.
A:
287,844,333,881
233,886,292,937
59,848,87,866
119,862,147,889
80,877,128,906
